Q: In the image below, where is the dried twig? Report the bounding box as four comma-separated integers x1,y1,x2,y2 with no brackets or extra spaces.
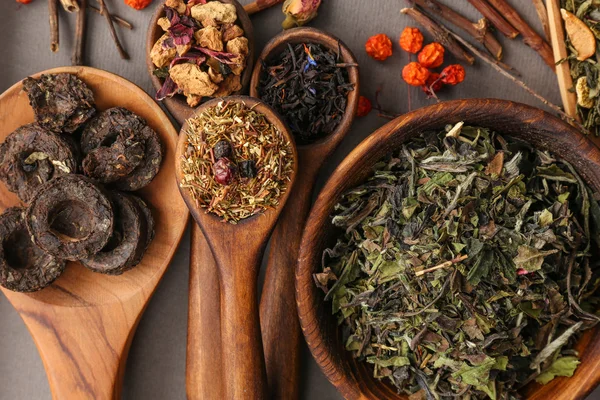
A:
408,0,503,60
467,0,519,39
89,4,133,30
487,0,554,69
445,25,586,132
49,0,59,52
375,88,400,120
97,0,129,59
60,0,79,12
72,0,87,65
532,0,551,41
401,8,475,65
244,0,283,15
415,255,468,277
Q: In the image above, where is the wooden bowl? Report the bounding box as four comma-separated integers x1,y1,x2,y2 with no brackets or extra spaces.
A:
0,66,189,399
146,0,255,124
296,99,600,400
250,27,360,149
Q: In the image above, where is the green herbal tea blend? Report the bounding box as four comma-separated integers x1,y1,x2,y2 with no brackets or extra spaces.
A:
315,123,600,399
181,100,294,223
257,42,355,145
561,0,600,135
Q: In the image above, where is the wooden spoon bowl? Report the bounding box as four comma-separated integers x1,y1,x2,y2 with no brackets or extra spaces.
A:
0,66,189,399
175,95,298,399
146,0,255,124
249,26,359,400
296,99,600,400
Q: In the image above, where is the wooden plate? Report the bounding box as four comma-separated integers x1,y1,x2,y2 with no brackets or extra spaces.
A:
0,66,188,399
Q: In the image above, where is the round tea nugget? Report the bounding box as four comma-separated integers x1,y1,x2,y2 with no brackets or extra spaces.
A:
0,207,65,293
112,126,163,191
82,134,145,184
80,192,145,275
128,194,155,265
0,123,79,203
22,73,96,134
26,175,114,261
80,107,146,155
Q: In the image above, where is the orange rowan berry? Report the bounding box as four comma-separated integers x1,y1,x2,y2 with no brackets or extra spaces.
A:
365,34,393,61
418,42,445,68
356,96,372,117
402,62,430,86
399,27,424,54
125,0,152,10
16,0,33,4
440,64,466,85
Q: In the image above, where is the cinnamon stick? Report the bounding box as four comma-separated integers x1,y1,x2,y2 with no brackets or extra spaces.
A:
401,8,475,65
49,0,59,52
89,4,133,30
97,0,129,59
60,0,79,12
532,0,551,41
467,0,519,39
244,0,283,15
409,0,503,60
487,0,554,68
72,0,87,65
445,26,585,132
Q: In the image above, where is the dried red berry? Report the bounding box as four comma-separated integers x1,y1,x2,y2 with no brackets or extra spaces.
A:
356,96,372,117
440,64,466,85
213,157,237,185
16,0,33,3
365,34,393,61
125,0,152,10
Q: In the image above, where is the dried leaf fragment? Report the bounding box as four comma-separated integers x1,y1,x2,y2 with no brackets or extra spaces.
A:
561,9,596,61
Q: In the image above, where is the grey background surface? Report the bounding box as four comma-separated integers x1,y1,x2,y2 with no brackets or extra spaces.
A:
0,0,599,399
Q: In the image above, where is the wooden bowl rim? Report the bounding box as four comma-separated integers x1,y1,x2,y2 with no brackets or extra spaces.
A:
249,26,360,151
146,0,255,125
0,66,189,307
175,95,299,229
296,98,600,400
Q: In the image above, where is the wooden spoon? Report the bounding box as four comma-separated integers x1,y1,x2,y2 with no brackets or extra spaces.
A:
547,0,579,119
249,27,359,400
0,66,189,400
175,96,299,400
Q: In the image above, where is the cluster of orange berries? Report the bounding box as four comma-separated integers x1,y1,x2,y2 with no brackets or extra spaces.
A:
365,28,466,98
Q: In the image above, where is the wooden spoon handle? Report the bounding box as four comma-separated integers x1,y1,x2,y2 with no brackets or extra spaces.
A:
547,0,579,119
217,248,268,400
260,170,316,400
11,299,136,400
186,224,224,400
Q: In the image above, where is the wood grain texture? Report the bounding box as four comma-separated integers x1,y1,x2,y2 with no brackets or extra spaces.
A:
249,27,359,400
176,96,299,400
146,0,255,125
547,0,579,119
0,66,189,400
186,226,224,400
296,99,600,400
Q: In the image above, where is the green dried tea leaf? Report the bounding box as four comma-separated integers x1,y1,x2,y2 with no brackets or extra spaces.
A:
513,245,559,272
535,356,580,385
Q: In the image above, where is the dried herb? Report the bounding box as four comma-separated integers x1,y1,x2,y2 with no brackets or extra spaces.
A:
0,123,79,203
80,192,148,275
22,73,96,134
561,0,600,135
181,100,294,223
0,207,65,293
150,1,249,107
26,175,114,261
317,123,600,398
257,42,355,145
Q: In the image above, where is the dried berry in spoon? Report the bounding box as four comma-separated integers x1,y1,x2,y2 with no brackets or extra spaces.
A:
181,100,294,223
